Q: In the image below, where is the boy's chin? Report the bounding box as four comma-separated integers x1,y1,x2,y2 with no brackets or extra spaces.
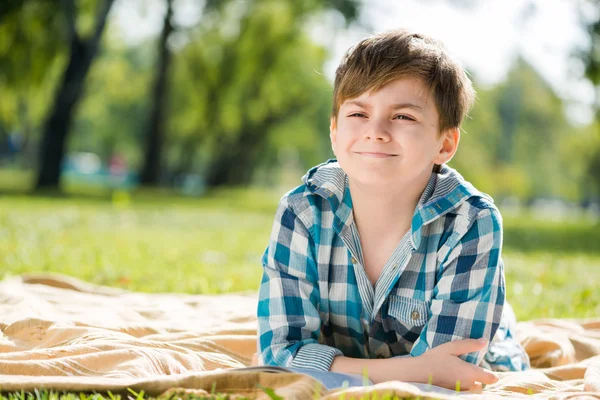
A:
339,160,406,187
347,170,400,188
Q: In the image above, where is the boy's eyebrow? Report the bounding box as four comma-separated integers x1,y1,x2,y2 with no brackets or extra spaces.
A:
344,100,423,111
344,100,370,109
391,102,423,111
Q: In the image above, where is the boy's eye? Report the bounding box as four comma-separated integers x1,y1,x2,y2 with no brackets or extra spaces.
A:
348,112,367,118
394,114,414,121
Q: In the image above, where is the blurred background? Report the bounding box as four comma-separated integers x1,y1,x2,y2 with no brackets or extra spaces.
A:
0,0,598,320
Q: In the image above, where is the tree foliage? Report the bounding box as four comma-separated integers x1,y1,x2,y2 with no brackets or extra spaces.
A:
0,1,66,161
0,0,115,189
1,0,598,203
166,1,330,186
454,60,591,202
578,0,600,198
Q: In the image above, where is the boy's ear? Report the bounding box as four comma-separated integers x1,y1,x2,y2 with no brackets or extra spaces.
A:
434,127,460,165
329,117,337,148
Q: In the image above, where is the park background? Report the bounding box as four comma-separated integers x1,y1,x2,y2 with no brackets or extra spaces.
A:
0,0,599,322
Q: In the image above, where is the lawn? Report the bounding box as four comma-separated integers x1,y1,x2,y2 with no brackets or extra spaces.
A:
0,184,598,399
0,186,599,320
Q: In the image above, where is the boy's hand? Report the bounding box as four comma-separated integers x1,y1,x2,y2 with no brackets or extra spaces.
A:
412,338,498,391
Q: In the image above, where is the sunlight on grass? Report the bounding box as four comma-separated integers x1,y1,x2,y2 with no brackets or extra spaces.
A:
504,251,600,320
1,185,598,317
0,196,273,293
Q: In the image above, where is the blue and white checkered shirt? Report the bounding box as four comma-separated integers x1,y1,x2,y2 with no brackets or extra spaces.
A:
257,160,529,372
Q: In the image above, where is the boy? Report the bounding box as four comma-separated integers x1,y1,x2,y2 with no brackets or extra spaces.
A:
256,29,529,391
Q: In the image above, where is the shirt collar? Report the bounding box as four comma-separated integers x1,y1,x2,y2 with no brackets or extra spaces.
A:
302,159,490,249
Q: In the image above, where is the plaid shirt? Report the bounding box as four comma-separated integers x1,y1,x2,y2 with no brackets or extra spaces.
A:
257,160,529,372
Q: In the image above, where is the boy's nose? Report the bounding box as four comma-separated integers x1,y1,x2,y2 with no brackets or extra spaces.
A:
363,122,391,142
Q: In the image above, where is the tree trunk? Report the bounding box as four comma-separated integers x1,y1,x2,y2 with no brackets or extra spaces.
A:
139,0,174,186
204,122,274,188
35,0,114,191
204,144,255,187
204,97,305,188
172,137,197,181
17,97,31,167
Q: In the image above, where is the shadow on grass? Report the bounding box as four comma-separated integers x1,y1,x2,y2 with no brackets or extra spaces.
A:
0,181,281,213
504,222,600,254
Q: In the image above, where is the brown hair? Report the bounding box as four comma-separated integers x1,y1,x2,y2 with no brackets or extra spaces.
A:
332,29,475,132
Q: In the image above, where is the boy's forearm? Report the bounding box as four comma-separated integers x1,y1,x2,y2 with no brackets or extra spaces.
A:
330,355,421,384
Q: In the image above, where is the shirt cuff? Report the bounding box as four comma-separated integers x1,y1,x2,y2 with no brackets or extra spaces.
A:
290,343,343,371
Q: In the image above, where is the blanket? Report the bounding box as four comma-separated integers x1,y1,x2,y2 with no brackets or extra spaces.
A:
0,274,598,399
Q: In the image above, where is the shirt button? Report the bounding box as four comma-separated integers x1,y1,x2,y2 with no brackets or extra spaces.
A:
351,257,357,264
411,310,420,321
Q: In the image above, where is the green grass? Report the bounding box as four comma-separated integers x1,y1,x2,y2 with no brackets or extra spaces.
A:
504,251,600,320
0,389,422,400
0,187,280,294
1,185,598,318
0,388,261,400
0,170,599,399
503,215,600,254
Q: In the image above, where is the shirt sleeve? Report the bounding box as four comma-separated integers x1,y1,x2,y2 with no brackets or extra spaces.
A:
410,207,506,365
257,198,342,370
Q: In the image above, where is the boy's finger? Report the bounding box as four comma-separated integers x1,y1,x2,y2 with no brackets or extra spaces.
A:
470,366,498,385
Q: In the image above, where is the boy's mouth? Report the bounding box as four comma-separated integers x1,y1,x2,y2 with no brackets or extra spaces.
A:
355,152,398,158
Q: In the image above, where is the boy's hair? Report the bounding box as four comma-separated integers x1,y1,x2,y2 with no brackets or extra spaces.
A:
332,29,475,132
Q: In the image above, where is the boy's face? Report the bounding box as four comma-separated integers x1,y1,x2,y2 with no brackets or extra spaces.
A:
330,77,459,189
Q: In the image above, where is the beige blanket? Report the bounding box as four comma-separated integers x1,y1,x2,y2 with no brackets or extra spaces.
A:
0,274,598,399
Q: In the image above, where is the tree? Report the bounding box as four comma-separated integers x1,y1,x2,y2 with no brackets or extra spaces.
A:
35,0,114,191
454,60,583,202
578,0,600,198
139,0,359,187
69,37,153,164
139,0,174,185
0,1,66,167
197,0,358,188
137,0,244,186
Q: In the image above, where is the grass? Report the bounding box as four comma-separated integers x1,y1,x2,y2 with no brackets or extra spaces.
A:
0,187,279,294
0,171,599,399
504,251,600,320
0,389,425,400
0,388,264,400
1,185,598,319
